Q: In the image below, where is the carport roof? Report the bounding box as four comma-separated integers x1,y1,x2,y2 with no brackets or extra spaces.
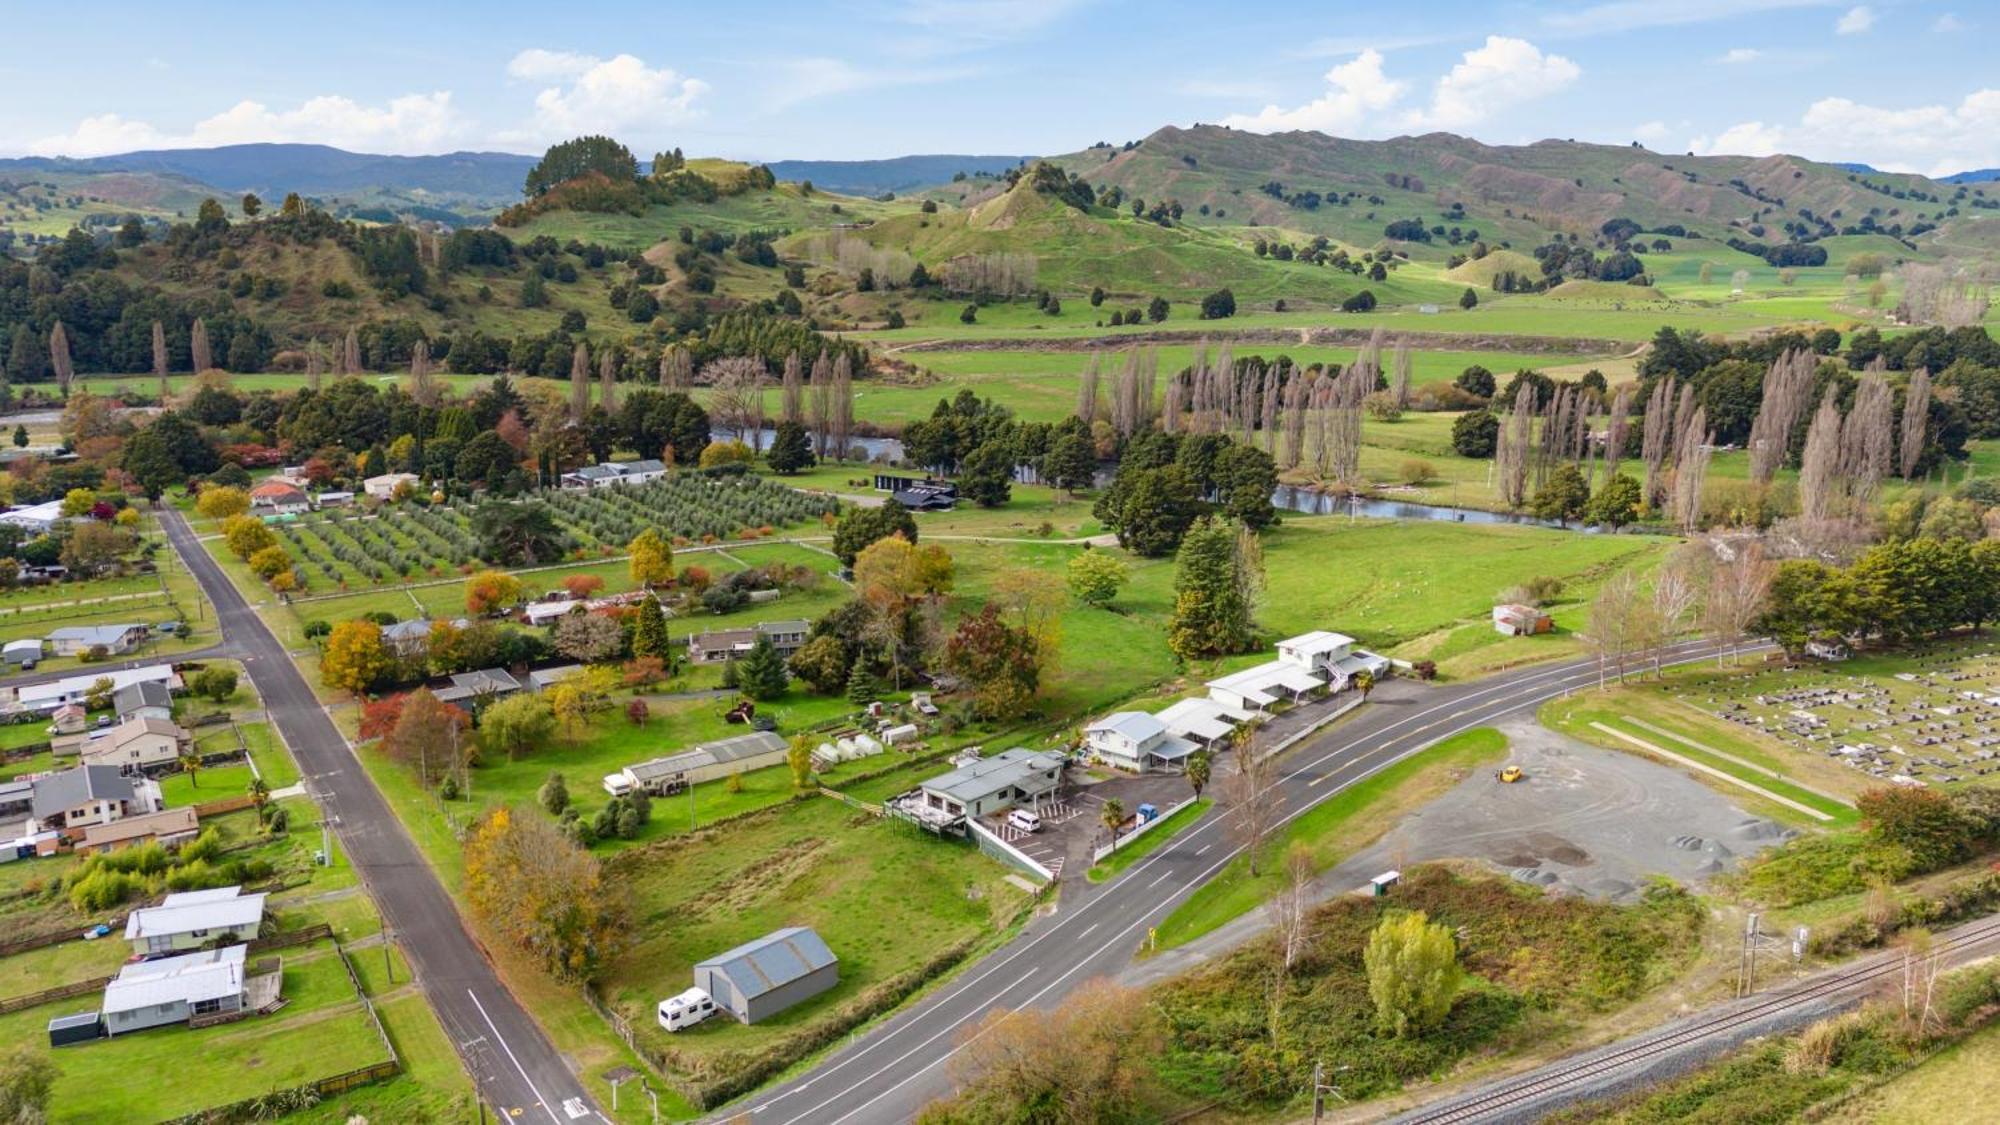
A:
696,926,836,1001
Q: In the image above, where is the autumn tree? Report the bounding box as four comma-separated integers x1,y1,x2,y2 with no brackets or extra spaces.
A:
464,807,627,982
0,1046,56,1125
195,486,250,520
627,528,674,588
788,735,815,790
930,980,1158,1123
554,611,626,664
321,620,392,697
1364,909,1464,1037
944,605,1041,720
380,688,470,786
464,570,525,616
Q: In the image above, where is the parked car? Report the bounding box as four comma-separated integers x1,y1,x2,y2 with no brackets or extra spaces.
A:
658,987,718,1032
1007,809,1042,834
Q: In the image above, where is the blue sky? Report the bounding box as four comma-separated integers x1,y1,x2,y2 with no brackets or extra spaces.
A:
4,0,1996,175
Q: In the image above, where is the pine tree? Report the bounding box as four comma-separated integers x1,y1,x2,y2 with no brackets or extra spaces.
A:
1166,518,1255,661
736,635,790,700
845,663,874,706
630,596,669,659
766,420,815,474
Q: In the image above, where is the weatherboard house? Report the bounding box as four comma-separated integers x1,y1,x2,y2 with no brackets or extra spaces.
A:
1084,711,1199,772
125,886,268,957
561,459,668,489
694,926,839,1024
101,945,250,1036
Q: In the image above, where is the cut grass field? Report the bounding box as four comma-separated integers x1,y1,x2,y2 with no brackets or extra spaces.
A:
1087,798,1211,883
0,945,388,1123
599,796,1034,1086
1154,726,1510,950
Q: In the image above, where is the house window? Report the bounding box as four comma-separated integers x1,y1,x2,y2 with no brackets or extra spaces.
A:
192,998,221,1015
191,929,207,938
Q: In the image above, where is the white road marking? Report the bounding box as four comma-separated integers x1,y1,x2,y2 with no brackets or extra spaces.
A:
1194,844,1211,857
467,988,565,1125
1148,871,1174,889
1078,923,1098,939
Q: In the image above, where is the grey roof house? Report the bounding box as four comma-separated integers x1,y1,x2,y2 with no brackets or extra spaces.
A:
911,748,1065,822
433,668,523,707
28,765,162,834
102,946,252,1036
47,623,147,656
561,459,668,489
125,886,268,956
686,620,810,664
113,680,175,722
694,926,839,1024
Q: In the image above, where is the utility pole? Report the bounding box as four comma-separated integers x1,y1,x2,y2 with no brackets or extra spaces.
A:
1736,912,1796,997
1310,1061,1347,1123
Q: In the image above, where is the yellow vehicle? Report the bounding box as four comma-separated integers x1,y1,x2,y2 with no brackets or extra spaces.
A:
1497,765,1525,784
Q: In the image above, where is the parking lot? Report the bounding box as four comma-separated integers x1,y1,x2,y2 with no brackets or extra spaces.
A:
990,772,1198,882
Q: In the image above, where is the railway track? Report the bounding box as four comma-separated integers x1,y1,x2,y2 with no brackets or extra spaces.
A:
1401,912,2000,1123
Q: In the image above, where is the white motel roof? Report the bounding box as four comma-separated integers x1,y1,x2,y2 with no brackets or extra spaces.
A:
1207,661,1325,707
1155,697,1246,744
1277,630,1356,656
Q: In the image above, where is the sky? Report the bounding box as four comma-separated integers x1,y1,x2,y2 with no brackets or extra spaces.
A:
3,0,1997,176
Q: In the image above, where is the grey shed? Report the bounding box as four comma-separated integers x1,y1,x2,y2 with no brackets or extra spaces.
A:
693,926,838,1024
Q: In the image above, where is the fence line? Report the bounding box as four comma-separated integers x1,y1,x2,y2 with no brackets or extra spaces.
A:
1090,794,1199,864
967,818,1053,884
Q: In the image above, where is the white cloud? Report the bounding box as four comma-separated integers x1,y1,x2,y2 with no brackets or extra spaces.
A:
1835,5,1875,33
1691,88,2000,176
502,51,707,145
1218,49,1406,135
1933,12,1965,32
1407,36,1580,130
1543,0,1830,37
1718,47,1763,63
30,92,468,157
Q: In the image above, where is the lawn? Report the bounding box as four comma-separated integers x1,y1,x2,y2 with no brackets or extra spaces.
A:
0,947,388,1123
598,796,1034,1101
1154,726,1510,950
1087,798,1211,883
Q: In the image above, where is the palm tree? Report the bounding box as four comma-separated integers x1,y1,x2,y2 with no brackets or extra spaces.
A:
1355,670,1375,700
248,777,269,806
1186,751,1211,799
178,746,201,789
1101,798,1126,846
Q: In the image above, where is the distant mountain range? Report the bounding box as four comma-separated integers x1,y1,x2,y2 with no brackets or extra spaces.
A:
761,155,1033,195
0,143,537,203
1942,169,2000,184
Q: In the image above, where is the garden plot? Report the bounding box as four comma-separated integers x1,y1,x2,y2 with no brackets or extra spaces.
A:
1663,644,2000,787
268,475,840,592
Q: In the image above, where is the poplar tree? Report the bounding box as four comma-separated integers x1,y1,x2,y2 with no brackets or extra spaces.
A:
151,320,169,397
570,342,590,422
48,321,73,394
191,318,212,373
1900,368,1932,480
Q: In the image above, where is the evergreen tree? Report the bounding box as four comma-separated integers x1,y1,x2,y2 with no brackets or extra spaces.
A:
1040,431,1098,495
736,635,790,700
845,663,874,706
766,420,815,474
958,441,1015,507
1585,473,1643,529
1167,517,1256,661
631,596,670,659
1531,463,1591,527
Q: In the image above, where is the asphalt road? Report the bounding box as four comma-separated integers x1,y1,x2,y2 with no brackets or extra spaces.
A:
728,637,1756,1125
158,510,605,1125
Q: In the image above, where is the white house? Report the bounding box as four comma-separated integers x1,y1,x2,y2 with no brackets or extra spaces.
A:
561,459,668,489
79,717,191,773
248,479,312,514
908,748,1065,823
1084,711,1200,772
125,886,268,957
1155,697,1247,747
363,472,420,499
102,945,250,1035
10,665,180,713
1274,630,1390,689
1206,661,1325,713
47,623,147,656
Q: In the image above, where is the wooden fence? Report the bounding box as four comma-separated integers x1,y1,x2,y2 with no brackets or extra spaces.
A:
0,916,126,959
0,975,111,1015
193,793,258,817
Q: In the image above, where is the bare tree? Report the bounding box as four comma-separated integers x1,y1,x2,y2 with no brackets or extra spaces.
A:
1640,376,1676,508
1281,368,1308,470
1798,387,1845,526
1260,362,1281,453
1161,370,1185,434
807,350,832,456
1899,368,1931,480
831,352,854,461
1844,369,1894,504
1587,571,1646,684
1498,381,1535,507
343,326,361,376
702,356,767,443
151,320,169,397
1651,541,1709,672
304,340,324,393
659,344,692,391
409,340,439,407
1703,542,1772,663
1389,339,1412,411
566,342,589,421
1265,843,1317,973
780,351,803,423
1670,406,1710,531
48,321,73,394
598,348,617,415
1603,384,1632,482
1222,741,1281,877
190,318,212,374
1748,349,1814,484
1076,353,1101,426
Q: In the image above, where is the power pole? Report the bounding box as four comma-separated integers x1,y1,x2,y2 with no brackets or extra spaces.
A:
1736,912,1796,997
1310,1061,1347,1122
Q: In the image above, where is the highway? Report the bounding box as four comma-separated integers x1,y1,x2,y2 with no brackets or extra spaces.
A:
157,509,606,1125
731,637,1755,1124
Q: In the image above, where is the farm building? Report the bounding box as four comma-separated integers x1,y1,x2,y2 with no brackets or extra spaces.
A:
77,806,200,856
603,730,789,797
47,623,147,656
1084,712,1199,772
561,459,668,489
871,474,958,511
125,886,267,957
0,500,65,535
527,664,586,692
686,620,810,664
102,945,270,1035
363,472,420,498
433,668,523,707
10,665,180,713
694,926,839,1024
112,680,174,723
1492,604,1553,636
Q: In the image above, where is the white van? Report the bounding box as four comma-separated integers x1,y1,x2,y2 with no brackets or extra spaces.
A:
658,987,718,1032
1007,809,1042,834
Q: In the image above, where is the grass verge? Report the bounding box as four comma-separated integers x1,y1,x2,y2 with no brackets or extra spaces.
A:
1087,799,1211,883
